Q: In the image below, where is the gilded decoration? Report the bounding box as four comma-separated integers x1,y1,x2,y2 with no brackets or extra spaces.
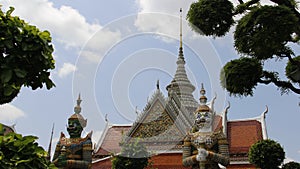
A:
132,100,183,142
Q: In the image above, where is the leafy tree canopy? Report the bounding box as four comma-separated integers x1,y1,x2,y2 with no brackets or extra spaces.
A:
0,6,55,104
282,161,300,169
249,139,285,169
0,131,57,169
112,138,150,169
187,0,300,96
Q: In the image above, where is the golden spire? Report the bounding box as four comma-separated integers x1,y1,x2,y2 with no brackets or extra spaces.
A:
199,83,207,105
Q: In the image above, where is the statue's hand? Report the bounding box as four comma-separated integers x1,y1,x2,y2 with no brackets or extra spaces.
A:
56,154,67,167
196,148,208,161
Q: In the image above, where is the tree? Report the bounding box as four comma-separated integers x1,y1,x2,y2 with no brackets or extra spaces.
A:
0,6,55,104
249,139,285,169
112,138,150,169
187,0,300,96
0,6,56,168
282,161,300,169
0,130,57,169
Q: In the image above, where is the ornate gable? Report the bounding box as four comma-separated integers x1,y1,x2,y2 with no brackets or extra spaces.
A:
127,90,185,141
125,89,190,151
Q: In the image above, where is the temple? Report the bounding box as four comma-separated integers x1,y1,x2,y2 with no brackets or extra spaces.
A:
91,10,267,169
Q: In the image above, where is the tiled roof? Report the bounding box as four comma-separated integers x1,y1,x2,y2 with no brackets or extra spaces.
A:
92,119,263,168
213,115,222,131
227,120,263,155
92,156,113,169
93,124,131,157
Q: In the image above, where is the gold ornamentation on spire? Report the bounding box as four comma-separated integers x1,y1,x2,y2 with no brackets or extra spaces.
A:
70,94,87,128
196,84,210,112
199,83,208,105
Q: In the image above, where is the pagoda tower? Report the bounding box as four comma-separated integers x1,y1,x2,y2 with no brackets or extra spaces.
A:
166,8,198,111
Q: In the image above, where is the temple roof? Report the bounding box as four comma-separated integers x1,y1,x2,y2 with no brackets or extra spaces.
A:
92,117,265,167
93,123,132,158
227,120,263,155
124,89,189,152
92,9,266,168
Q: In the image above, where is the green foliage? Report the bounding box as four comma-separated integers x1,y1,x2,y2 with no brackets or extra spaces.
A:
286,55,300,83
187,0,300,96
220,57,262,96
234,5,298,60
0,132,57,169
282,161,300,169
112,138,150,169
249,139,285,169
0,7,55,104
187,0,234,37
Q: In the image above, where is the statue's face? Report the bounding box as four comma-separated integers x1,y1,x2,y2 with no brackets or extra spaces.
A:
67,119,83,138
195,111,212,130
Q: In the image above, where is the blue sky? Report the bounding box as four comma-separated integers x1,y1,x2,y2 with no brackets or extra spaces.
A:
0,0,299,163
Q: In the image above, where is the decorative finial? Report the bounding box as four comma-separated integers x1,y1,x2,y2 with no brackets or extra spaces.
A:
180,8,183,49
200,83,206,96
74,94,82,114
77,94,82,106
199,83,207,104
156,79,160,90
46,123,55,161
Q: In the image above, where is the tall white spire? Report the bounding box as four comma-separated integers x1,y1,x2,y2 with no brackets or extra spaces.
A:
180,8,183,49
166,8,198,109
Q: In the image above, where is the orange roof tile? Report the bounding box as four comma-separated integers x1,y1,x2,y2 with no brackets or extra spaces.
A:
227,120,263,154
94,125,131,156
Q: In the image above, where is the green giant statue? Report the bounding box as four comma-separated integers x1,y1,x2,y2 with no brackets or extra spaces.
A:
53,95,93,169
182,85,230,169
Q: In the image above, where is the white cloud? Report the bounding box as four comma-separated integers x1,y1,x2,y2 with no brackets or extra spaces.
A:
2,0,121,63
134,0,276,42
0,104,25,123
3,0,100,48
137,0,193,14
80,28,122,63
58,63,77,78
135,0,195,40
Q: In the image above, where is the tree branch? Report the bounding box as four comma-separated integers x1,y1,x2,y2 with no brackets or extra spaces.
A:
278,53,300,68
260,71,300,94
233,0,260,15
270,0,300,19
237,0,244,4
